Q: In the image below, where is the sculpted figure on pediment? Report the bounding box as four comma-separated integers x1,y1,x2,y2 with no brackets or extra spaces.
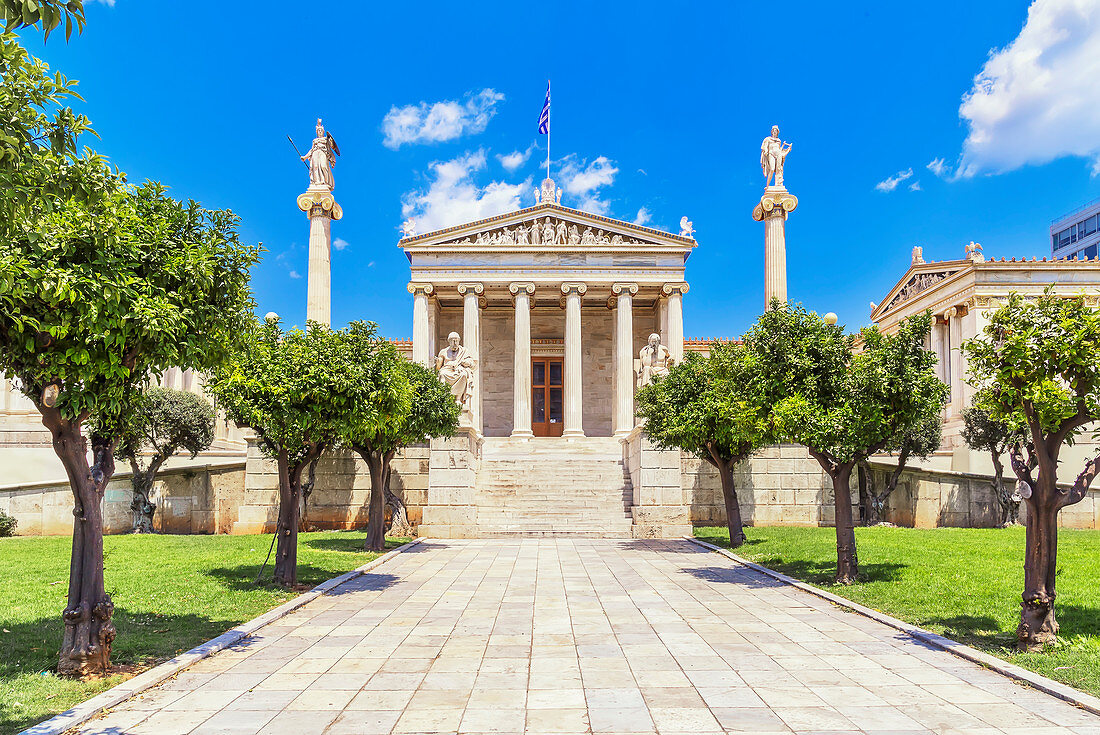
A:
581,227,595,245
597,230,609,244
545,218,556,244
555,221,567,244
611,234,622,245
515,225,529,245
500,227,514,245
529,221,541,244
568,225,580,244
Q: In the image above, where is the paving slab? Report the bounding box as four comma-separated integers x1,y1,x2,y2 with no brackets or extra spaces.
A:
59,539,1100,735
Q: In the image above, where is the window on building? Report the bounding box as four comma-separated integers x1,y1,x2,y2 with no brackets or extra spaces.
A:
1081,215,1098,238
1085,244,1098,260
1058,228,1073,248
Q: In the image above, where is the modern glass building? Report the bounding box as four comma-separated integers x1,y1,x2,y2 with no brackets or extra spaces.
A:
1052,198,1100,261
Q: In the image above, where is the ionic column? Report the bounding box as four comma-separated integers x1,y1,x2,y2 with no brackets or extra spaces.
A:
945,306,963,416
510,283,535,438
408,282,434,366
662,283,689,365
561,283,587,438
611,283,638,436
458,283,484,432
752,189,798,310
296,190,343,326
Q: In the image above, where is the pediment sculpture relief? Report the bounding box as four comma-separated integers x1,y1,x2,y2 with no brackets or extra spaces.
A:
882,270,957,313
442,216,650,247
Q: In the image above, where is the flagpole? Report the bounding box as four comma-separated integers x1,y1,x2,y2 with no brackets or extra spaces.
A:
546,80,551,182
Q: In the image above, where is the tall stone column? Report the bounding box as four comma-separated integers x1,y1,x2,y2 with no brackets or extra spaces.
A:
752,188,797,310
611,283,638,436
458,283,484,432
408,283,434,366
945,306,963,416
296,189,343,326
662,283,688,365
561,283,587,438
510,283,535,438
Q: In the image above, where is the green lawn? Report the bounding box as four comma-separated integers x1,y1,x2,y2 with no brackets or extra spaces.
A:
0,531,405,735
695,525,1100,698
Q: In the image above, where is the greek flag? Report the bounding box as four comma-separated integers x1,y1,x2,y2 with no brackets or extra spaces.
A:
538,82,550,134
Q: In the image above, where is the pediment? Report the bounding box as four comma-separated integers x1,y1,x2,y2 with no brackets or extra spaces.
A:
399,203,695,251
874,263,966,319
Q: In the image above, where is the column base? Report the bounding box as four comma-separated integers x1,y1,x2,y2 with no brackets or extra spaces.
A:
509,430,534,439
562,429,586,439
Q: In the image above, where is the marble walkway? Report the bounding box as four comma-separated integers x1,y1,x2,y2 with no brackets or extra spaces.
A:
72,539,1100,735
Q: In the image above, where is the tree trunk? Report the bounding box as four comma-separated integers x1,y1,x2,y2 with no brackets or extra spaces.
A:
272,449,300,587
714,457,746,548
128,458,162,534
991,451,1017,527
831,464,859,584
359,447,387,553
866,448,909,526
1018,491,1059,650
857,462,872,525
44,412,117,677
297,453,322,532
383,462,413,538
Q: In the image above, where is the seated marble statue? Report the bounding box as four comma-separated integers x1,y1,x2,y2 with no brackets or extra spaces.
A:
435,331,477,409
636,333,674,388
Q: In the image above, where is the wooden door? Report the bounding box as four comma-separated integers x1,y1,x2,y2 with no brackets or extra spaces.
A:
531,358,564,437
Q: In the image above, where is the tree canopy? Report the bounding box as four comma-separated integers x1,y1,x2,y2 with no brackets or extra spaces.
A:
1,1,85,39
636,344,773,546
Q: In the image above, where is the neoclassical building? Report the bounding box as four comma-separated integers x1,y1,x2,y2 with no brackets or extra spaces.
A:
400,178,693,440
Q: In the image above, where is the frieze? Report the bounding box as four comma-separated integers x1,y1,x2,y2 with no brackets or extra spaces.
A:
882,269,958,314
442,216,652,247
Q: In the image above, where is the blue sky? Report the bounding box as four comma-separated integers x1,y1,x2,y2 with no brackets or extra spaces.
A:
20,0,1100,339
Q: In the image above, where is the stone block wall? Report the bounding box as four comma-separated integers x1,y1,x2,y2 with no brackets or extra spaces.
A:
624,428,691,537
0,460,245,535
237,441,429,534
419,428,480,538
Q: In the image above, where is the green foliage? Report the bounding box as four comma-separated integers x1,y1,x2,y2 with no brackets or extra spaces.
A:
635,343,773,464
962,397,1024,455
0,509,15,537
892,409,943,460
207,320,411,463
369,359,460,453
962,290,1100,446
90,386,215,464
0,180,260,425
745,304,948,465
0,32,102,226
1,1,84,39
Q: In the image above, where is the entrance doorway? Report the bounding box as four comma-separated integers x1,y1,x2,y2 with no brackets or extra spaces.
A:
532,358,564,437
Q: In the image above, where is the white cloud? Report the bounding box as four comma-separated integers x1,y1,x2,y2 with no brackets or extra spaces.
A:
92,0,115,6
875,168,914,192
288,270,302,279
497,145,534,172
926,157,951,178
957,0,1100,177
909,180,922,191
381,89,504,150
332,237,349,251
401,150,529,233
559,155,619,214
633,207,652,226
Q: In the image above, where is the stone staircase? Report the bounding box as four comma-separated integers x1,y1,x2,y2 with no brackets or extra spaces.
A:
474,436,634,537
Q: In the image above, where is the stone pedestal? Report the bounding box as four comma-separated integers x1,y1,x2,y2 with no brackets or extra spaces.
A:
752,186,797,310
419,426,481,539
296,186,342,326
623,426,691,538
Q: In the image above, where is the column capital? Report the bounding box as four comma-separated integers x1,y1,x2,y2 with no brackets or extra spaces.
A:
752,190,798,222
407,282,435,297
508,282,536,296
661,282,690,297
611,282,639,296
560,282,588,296
457,282,484,296
297,189,343,220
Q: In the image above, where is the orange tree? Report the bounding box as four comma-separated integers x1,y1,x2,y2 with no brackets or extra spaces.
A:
963,291,1100,649
744,303,946,583
635,344,773,547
